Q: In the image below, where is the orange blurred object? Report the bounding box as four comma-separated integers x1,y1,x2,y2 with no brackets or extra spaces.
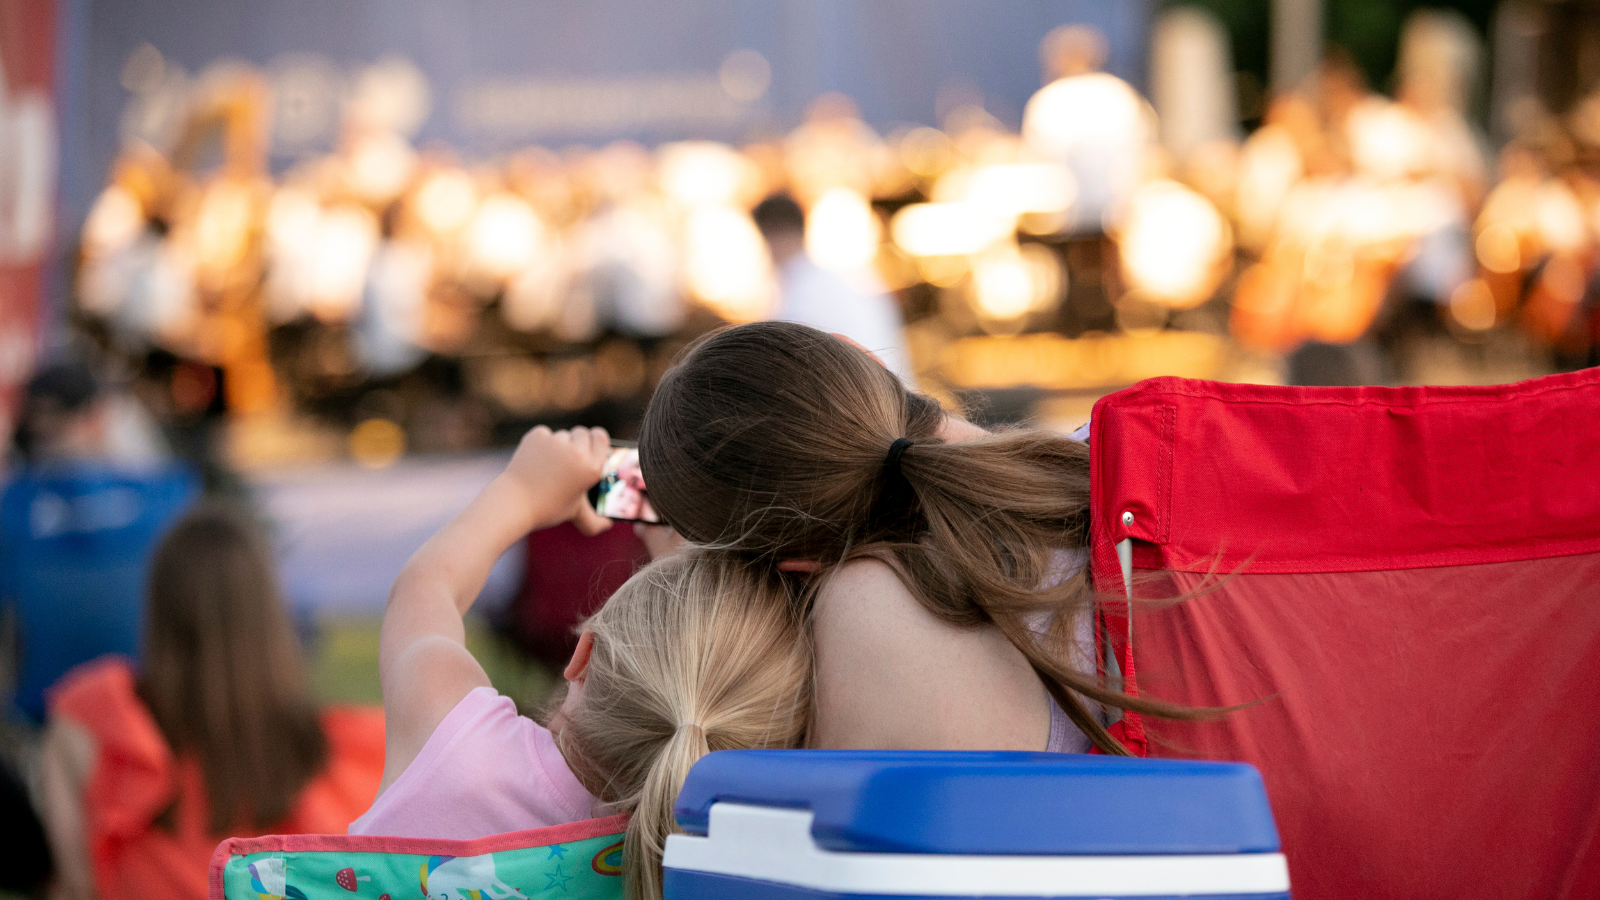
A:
50,659,386,900
1522,254,1588,346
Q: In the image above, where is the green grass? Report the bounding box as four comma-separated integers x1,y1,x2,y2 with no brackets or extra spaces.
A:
310,617,561,716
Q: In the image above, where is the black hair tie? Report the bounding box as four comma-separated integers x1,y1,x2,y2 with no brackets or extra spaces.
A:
870,438,919,535
884,438,914,475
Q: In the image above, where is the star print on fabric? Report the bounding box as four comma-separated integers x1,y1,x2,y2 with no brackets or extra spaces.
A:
546,845,568,860
544,869,574,893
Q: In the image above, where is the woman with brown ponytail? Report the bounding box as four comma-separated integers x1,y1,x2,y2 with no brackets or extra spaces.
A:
640,321,1191,756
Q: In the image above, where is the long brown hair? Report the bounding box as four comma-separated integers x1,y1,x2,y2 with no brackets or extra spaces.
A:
138,502,327,833
556,549,810,900
640,321,1199,755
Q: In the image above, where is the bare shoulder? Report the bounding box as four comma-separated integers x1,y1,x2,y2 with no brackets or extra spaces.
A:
811,557,972,667
809,557,1049,751
811,557,960,695
813,557,938,632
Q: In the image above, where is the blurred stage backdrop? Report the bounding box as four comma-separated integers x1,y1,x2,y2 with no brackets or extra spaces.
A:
60,0,1144,221
50,0,1164,458
10,0,1600,614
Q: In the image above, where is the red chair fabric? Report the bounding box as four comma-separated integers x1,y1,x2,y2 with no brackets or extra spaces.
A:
1088,370,1600,900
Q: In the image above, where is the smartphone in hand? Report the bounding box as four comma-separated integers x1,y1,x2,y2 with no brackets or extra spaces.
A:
587,441,661,524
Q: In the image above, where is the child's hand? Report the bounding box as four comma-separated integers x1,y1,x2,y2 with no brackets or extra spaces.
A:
500,425,613,536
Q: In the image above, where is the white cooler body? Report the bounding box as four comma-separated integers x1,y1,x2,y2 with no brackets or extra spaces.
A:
664,802,1290,899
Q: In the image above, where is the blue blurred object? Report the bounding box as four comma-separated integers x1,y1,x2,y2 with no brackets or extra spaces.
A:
0,463,199,721
665,750,1290,899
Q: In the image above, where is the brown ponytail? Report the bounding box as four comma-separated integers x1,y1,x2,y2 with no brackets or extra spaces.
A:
556,550,810,900
640,322,1203,755
875,430,1208,753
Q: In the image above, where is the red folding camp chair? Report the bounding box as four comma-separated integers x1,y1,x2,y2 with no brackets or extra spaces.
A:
1088,369,1600,900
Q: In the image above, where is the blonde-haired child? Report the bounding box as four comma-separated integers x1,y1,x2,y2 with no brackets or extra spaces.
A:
351,427,810,900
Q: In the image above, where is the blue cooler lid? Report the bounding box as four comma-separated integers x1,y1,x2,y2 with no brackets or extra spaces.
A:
675,750,1280,856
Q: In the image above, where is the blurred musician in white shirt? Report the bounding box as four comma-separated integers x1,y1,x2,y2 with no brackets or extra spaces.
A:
752,193,913,384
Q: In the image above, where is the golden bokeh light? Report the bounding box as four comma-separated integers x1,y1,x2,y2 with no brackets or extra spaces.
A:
1117,180,1232,309
349,417,406,469
805,188,881,272
309,205,379,321
1533,184,1588,255
266,188,321,249
83,186,145,257
1448,279,1496,331
970,243,1062,323
465,193,545,281
192,181,257,278
1023,72,1149,158
1346,100,1431,181
916,254,970,288
660,141,749,208
1474,224,1520,274
414,169,478,234
890,202,1013,258
964,163,1077,217
347,132,418,204
899,127,955,178
972,249,1034,321
683,205,772,321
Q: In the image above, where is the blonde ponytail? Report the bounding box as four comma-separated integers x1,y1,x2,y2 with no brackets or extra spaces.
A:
626,725,709,899
556,550,810,900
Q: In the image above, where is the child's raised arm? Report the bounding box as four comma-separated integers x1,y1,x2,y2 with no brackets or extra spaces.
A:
376,426,612,792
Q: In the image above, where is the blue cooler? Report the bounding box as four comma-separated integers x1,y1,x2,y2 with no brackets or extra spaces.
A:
662,751,1289,899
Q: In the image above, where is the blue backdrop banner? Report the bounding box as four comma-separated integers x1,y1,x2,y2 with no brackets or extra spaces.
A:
55,0,1148,249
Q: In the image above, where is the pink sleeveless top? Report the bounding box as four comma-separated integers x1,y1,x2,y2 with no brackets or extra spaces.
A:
349,687,599,839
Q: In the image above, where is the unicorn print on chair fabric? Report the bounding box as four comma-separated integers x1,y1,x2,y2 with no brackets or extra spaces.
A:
247,858,310,900
420,855,529,900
